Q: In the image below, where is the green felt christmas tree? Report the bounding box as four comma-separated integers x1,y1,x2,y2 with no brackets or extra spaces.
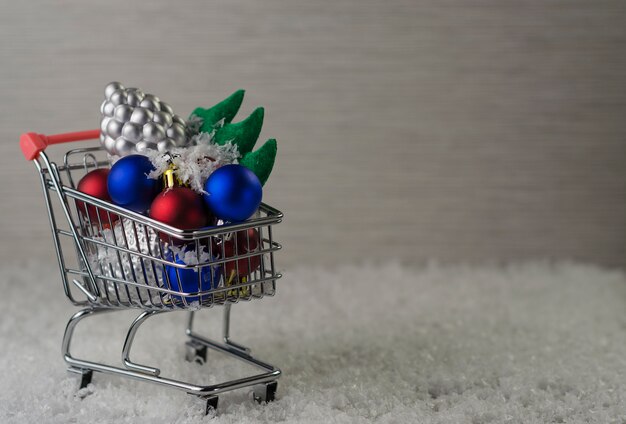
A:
191,90,245,131
191,90,276,185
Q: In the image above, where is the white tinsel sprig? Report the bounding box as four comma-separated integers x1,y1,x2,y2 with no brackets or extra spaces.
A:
185,114,204,138
144,134,239,193
168,244,214,265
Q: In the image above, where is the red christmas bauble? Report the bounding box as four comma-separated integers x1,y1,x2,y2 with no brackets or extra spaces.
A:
224,228,261,278
77,168,118,225
236,228,260,252
149,187,210,231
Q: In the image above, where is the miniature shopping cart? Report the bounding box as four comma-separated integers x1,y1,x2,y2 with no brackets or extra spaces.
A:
20,130,283,413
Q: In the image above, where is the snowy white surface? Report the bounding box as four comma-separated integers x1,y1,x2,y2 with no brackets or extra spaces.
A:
1,262,625,423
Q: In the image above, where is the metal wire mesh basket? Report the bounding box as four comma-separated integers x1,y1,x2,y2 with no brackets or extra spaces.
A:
21,130,283,412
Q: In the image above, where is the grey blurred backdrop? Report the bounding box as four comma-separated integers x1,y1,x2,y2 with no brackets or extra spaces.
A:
1,0,624,268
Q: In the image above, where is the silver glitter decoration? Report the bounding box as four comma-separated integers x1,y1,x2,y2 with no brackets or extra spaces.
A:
157,139,176,153
104,82,125,100
106,119,124,139
122,122,143,142
115,137,136,156
88,219,162,303
110,90,127,106
167,124,187,147
103,136,117,154
144,93,160,103
143,122,166,142
135,141,157,153
153,110,173,128
102,101,115,117
99,81,189,156
160,102,174,115
100,116,111,133
114,104,133,122
140,98,159,111
130,107,153,125
173,114,186,127
126,88,145,107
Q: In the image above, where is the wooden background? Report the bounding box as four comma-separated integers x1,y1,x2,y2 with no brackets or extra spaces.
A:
1,0,624,268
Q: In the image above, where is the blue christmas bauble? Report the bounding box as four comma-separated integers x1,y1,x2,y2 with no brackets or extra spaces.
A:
163,255,221,303
107,154,160,213
203,164,262,222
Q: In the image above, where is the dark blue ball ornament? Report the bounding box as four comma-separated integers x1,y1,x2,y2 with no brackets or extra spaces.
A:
163,255,221,303
203,164,262,222
107,154,160,213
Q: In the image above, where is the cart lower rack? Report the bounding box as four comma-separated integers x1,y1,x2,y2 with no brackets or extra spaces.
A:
20,130,284,413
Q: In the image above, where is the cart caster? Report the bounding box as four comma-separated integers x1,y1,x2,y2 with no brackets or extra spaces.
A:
254,381,278,403
185,340,207,364
79,370,93,389
68,367,93,389
204,395,219,415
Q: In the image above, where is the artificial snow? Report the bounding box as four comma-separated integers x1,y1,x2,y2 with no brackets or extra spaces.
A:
1,261,625,423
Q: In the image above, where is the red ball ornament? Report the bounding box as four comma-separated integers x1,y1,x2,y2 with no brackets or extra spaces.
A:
236,228,260,251
77,168,119,225
149,187,210,232
223,228,261,279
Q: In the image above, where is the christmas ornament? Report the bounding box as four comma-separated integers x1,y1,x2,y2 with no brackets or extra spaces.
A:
163,247,221,303
149,169,211,232
190,90,277,185
100,82,188,156
150,187,208,229
212,107,264,156
191,90,245,133
164,260,220,303
223,228,261,278
144,140,239,194
203,164,262,222
239,138,277,186
236,228,260,251
76,168,119,225
107,154,161,213
88,219,161,304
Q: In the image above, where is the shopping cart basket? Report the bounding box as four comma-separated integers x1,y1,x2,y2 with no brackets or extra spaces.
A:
20,130,283,413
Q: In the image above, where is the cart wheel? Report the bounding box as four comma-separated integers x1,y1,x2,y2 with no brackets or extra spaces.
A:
205,395,219,415
185,340,207,364
253,381,278,403
68,367,93,389
79,370,93,389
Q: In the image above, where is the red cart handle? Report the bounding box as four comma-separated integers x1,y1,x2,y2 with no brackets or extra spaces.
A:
20,130,100,161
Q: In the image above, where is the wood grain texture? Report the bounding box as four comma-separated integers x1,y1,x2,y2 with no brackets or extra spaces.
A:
1,0,625,267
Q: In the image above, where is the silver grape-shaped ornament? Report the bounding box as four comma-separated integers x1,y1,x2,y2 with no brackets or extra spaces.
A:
99,82,189,156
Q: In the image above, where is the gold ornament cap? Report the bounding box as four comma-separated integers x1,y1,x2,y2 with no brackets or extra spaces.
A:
163,168,176,189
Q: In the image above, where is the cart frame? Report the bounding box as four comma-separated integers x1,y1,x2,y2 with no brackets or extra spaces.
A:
20,130,284,413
